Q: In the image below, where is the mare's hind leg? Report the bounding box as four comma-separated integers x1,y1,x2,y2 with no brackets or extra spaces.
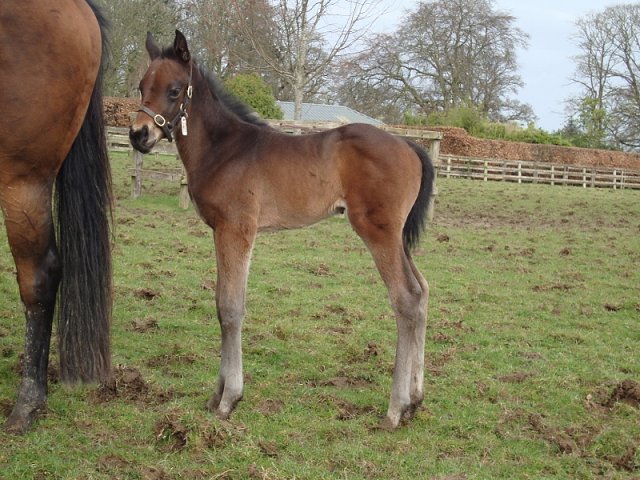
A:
348,212,428,429
205,221,256,419
1,182,61,434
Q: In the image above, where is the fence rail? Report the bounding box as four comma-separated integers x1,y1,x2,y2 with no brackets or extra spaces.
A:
107,127,640,212
437,154,640,190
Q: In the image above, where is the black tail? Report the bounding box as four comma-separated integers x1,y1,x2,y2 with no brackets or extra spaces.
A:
55,2,112,383
403,140,435,252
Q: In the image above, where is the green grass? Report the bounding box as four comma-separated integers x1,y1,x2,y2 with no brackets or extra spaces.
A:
0,151,639,479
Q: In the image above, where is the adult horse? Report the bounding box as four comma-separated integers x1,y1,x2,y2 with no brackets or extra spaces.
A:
130,31,433,429
0,1,112,433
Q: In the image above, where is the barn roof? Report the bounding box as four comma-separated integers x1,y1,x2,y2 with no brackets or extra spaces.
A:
276,101,384,126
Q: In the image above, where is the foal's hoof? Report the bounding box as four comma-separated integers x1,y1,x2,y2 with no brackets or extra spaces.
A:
205,393,222,413
205,392,242,420
375,416,400,431
4,402,45,435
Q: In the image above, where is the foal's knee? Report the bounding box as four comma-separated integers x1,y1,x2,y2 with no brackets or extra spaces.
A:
393,286,424,323
216,299,245,330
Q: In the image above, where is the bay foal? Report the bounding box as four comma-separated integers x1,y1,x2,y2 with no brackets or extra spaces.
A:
130,31,433,429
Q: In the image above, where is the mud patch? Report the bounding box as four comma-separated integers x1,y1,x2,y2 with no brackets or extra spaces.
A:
141,466,171,480
154,412,189,452
202,424,232,449
129,317,159,333
97,455,130,475
309,376,372,389
134,288,160,301
91,365,173,405
528,414,576,454
497,372,534,384
610,447,638,472
257,440,279,457
256,398,285,416
605,380,640,408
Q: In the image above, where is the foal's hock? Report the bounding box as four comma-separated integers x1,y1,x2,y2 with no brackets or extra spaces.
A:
130,30,434,429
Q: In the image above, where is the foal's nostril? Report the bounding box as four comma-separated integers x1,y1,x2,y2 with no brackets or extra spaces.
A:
129,125,152,153
129,125,148,145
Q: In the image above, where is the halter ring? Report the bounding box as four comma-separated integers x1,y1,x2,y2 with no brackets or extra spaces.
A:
154,114,167,127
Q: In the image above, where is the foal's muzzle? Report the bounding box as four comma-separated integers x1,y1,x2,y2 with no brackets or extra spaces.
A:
129,125,153,154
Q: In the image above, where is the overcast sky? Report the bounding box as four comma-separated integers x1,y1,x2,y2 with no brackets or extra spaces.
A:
369,0,615,131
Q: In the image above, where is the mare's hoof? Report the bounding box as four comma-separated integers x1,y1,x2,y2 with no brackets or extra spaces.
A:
4,402,45,435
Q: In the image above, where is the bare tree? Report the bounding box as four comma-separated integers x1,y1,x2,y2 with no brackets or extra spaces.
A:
178,0,276,79
570,4,640,150
336,0,533,123
234,0,381,119
102,0,178,96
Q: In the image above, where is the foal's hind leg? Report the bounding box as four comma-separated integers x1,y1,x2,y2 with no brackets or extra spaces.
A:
349,213,428,429
1,182,61,434
205,221,256,419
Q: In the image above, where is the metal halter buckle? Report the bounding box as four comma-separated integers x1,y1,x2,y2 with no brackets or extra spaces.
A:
153,114,167,127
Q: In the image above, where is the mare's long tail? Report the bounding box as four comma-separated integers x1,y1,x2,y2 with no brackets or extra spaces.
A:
55,2,113,383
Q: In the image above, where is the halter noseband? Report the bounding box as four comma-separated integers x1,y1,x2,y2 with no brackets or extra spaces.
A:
137,63,193,142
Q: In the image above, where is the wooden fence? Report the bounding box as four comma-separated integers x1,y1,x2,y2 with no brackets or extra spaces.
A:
106,124,443,211
107,125,640,213
438,154,640,190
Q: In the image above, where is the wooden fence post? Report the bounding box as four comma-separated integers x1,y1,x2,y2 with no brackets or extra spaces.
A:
427,170,438,222
131,149,143,199
613,170,617,190
582,168,587,188
179,167,190,209
517,162,522,184
551,165,555,186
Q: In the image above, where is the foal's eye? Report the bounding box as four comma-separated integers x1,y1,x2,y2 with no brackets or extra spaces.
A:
168,87,182,100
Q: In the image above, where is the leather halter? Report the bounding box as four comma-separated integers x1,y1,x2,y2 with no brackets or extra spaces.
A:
137,63,193,142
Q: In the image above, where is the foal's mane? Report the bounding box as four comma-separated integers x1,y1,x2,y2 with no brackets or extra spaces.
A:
160,46,270,128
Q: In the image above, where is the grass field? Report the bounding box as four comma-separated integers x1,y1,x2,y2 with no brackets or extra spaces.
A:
0,151,639,479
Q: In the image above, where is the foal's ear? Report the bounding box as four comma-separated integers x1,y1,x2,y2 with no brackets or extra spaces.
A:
145,31,161,60
173,30,191,63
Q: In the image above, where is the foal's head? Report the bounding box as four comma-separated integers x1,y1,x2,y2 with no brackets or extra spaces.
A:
130,30,193,153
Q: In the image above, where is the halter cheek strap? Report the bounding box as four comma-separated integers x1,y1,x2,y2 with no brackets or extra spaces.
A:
137,65,193,142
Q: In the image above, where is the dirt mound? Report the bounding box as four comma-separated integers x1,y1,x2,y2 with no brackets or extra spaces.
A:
605,380,640,408
91,365,173,405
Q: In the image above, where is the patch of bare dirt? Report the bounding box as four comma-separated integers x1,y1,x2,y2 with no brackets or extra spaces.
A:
129,317,159,333
134,288,160,301
257,440,279,457
154,412,189,452
528,413,577,454
604,380,640,408
497,372,534,384
96,455,131,475
309,376,373,389
141,466,172,480
610,447,639,472
91,365,174,405
256,398,285,417
201,424,232,449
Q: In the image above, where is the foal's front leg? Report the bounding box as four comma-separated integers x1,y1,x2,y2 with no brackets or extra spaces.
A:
206,222,256,419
